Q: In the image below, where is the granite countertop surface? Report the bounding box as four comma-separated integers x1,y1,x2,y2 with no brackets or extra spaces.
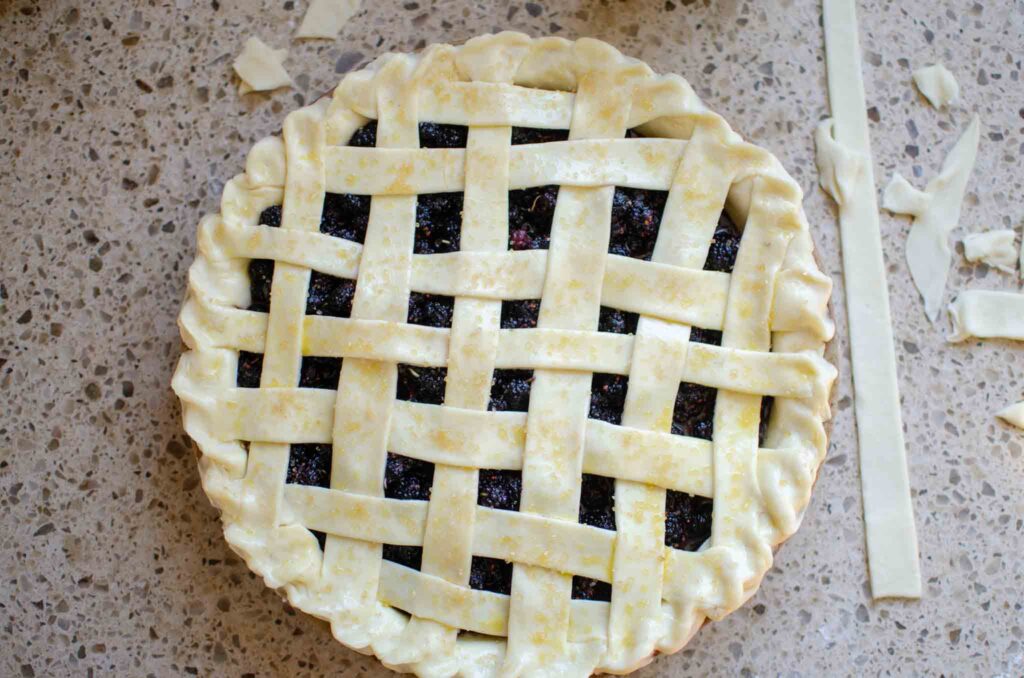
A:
2,0,1022,675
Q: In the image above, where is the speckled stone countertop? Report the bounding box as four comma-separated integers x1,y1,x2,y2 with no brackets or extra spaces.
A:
2,1,1022,675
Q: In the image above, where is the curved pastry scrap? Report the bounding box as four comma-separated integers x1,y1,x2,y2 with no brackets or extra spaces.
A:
962,229,1018,274
913,64,959,109
814,119,867,205
883,115,980,322
997,402,1024,430
233,37,293,94
174,33,836,676
948,289,1024,342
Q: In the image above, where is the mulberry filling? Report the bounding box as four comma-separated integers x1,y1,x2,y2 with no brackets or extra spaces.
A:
237,122,774,601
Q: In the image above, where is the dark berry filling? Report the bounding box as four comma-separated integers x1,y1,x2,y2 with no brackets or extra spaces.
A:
488,370,533,412
500,299,540,329
287,443,332,552
506,129,569,250
609,188,668,261
511,127,570,145
477,470,522,511
247,259,276,314
703,211,743,273
413,124,466,256
299,356,342,389
588,374,628,426
579,474,615,531
572,576,612,602
664,490,712,552
246,206,282,313
672,381,717,441
236,350,264,387
415,193,463,254
381,454,433,570
306,272,356,317
408,292,454,328
396,365,447,405
598,307,639,335
475,469,521,596
320,192,370,243
349,121,377,148
508,186,558,251
690,327,723,346
420,122,468,149
287,443,332,488
240,123,773,598
258,204,283,228
673,329,721,442
384,452,434,500
470,556,513,595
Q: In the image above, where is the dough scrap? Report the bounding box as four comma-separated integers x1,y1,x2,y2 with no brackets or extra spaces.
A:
883,116,980,322
821,0,921,600
234,37,293,95
296,0,361,39
814,119,866,205
962,229,1018,274
913,64,960,109
947,289,1024,342
997,402,1024,430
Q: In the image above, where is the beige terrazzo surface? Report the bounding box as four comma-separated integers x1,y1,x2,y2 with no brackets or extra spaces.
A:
2,0,1022,675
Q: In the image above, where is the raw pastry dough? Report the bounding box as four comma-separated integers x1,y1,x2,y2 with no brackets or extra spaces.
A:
820,0,921,600
296,0,360,39
913,64,959,109
997,403,1024,430
962,229,1017,274
883,116,980,322
174,33,838,675
234,37,293,94
947,290,1024,342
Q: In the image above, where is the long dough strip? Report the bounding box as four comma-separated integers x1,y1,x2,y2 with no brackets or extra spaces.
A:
818,0,921,599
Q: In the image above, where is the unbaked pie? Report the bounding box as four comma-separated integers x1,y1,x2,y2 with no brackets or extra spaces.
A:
173,32,836,676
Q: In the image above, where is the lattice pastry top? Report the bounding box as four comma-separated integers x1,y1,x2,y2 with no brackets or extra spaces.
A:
173,32,837,677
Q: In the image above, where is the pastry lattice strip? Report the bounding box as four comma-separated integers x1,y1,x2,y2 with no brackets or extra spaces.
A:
174,34,835,676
